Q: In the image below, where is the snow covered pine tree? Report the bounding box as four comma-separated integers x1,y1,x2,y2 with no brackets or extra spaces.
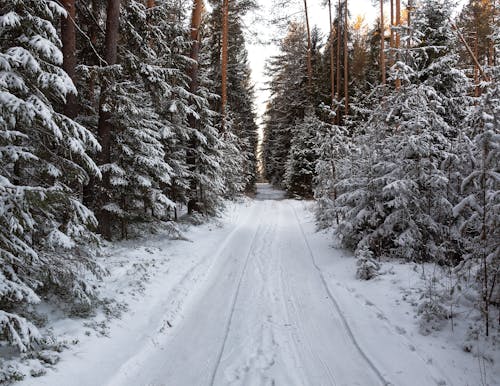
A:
0,0,102,363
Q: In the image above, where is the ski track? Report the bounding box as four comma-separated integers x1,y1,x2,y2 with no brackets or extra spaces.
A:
21,184,469,386
288,203,388,386
209,220,265,386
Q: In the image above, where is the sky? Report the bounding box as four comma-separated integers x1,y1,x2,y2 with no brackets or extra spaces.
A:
244,0,379,124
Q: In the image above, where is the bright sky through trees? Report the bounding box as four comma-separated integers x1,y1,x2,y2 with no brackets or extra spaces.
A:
246,0,378,122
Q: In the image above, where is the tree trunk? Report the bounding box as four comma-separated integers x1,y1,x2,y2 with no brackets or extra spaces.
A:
83,0,101,210
221,0,229,131
189,0,203,95
303,0,313,96
406,0,413,65
395,0,401,90
328,0,335,111
491,0,497,66
103,0,120,66
380,0,386,85
335,0,341,123
147,0,155,8
343,0,349,115
474,30,480,97
61,0,79,118
97,0,121,240
451,22,489,84
187,0,204,214
389,0,394,67
88,0,100,103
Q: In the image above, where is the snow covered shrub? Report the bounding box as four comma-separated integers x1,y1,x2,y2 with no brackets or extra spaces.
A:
0,361,25,383
453,81,500,337
417,300,450,336
314,120,349,229
0,0,102,351
334,1,469,265
284,111,321,198
220,117,248,198
355,246,380,280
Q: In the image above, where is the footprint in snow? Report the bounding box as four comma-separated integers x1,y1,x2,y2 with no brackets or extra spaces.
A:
376,312,387,320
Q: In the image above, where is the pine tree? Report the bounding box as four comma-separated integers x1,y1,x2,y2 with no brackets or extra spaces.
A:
206,0,259,193
454,80,500,337
334,0,470,262
0,0,102,352
284,110,321,198
314,116,349,228
263,22,310,186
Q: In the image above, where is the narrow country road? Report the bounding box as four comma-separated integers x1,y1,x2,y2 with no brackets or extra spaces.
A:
106,184,386,386
22,184,458,386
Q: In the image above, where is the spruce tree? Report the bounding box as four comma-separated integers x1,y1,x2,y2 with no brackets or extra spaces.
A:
0,0,102,352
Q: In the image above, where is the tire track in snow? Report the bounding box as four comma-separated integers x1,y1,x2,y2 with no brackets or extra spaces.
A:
331,280,454,386
278,257,339,386
104,202,263,386
209,215,266,386
289,203,391,386
156,201,265,334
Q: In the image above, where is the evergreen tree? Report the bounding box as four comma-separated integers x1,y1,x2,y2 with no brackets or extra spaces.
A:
0,0,102,351
454,80,500,336
334,0,469,262
314,116,349,228
263,22,310,186
206,0,259,193
284,111,321,198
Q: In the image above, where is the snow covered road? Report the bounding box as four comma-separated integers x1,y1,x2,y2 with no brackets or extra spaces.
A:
102,190,387,386
19,184,491,386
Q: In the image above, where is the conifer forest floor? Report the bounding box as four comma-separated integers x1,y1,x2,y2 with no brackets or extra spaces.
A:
17,184,499,386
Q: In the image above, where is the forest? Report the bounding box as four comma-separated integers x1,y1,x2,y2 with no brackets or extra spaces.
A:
0,0,498,383
264,0,498,341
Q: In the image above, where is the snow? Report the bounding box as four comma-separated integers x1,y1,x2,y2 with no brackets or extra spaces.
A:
16,185,499,386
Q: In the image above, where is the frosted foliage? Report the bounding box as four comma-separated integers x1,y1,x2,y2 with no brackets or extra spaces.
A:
0,311,42,352
454,82,500,326
89,0,229,230
355,246,380,280
314,121,349,229
336,83,460,262
329,1,472,264
284,112,321,198
264,22,310,186
0,0,101,351
220,116,247,197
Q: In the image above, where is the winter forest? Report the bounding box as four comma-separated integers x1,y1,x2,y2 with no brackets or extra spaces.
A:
0,0,499,384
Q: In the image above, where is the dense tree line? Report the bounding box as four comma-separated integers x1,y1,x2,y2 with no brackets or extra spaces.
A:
264,0,498,336
0,0,257,364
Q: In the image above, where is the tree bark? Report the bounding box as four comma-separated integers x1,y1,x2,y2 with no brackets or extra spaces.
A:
343,0,349,115
221,0,229,131
380,0,386,85
61,0,79,118
395,0,401,90
103,0,120,66
389,0,394,67
474,29,480,97
450,21,489,84
328,0,335,111
406,0,414,65
88,0,99,103
335,0,341,123
187,0,204,214
189,0,203,95
97,0,121,240
303,0,313,96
